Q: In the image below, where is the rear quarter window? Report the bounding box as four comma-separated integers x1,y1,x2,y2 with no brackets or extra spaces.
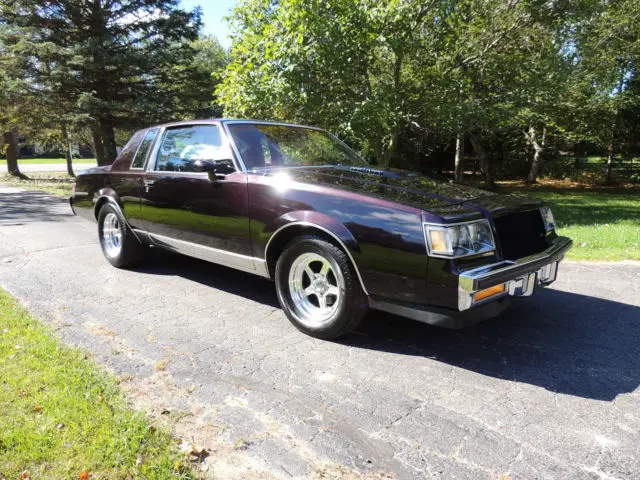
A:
110,130,146,171
131,128,159,169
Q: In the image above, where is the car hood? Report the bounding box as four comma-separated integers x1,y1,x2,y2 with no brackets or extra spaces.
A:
263,165,541,220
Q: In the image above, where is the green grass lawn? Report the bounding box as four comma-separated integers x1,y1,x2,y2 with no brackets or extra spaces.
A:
0,172,75,197
505,186,640,261
0,157,96,164
0,288,193,479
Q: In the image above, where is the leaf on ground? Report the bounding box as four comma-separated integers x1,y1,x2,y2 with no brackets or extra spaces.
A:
79,471,91,480
33,404,41,412
19,471,30,480
180,440,209,462
155,359,169,371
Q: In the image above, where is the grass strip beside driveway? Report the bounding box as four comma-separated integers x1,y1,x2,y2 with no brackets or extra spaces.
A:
0,173,75,197
506,185,640,261
0,158,96,165
0,289,193,479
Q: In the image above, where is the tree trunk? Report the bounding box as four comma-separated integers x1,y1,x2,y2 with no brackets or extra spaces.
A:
372,138,383,166
91,125,107,166
454,131,464,183
468,131,495,189
99,118,118,164
61,124,75,177
382,130,400,169
3,131,22,177
526,125,546,184
606,143,614,184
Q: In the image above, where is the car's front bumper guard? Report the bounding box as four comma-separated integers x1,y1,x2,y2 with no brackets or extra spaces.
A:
458,236,573,311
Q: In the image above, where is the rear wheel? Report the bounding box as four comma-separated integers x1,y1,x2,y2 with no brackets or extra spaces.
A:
275,235,368,339
97,203,145,268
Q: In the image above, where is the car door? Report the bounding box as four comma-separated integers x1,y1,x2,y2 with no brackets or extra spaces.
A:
138,123,253,263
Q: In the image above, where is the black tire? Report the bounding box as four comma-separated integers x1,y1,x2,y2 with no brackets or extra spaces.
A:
97,203,145,268
275,235,368,339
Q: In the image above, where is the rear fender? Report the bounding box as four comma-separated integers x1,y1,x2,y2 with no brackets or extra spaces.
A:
93,188,122,220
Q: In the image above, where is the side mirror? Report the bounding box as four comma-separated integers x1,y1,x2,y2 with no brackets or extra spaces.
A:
193,159,218,173
193,159,236,180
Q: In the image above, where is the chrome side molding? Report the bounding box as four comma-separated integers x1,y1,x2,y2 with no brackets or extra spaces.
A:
144,231,270,278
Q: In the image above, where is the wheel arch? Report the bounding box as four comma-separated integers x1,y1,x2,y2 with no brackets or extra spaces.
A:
93,188,122,220
93,190,143,244
264,220,369,296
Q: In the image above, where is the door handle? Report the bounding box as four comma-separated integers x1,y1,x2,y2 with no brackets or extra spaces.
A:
143,179,156,192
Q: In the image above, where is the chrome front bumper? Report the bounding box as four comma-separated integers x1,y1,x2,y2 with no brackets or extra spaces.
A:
458,236,573,311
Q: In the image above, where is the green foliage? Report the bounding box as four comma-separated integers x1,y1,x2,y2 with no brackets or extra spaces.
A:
0,0,226,165
219,0,640,183
3,0,640,180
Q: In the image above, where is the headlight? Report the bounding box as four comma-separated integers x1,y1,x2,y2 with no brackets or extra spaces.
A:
540,207,555,233
424,219,496,258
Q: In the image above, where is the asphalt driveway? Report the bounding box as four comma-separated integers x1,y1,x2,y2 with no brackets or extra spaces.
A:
1,187,639,479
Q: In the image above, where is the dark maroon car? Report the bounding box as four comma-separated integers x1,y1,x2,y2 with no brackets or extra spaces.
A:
71,119,572,338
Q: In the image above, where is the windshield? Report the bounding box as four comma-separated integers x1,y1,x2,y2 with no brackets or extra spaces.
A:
226,123,367,169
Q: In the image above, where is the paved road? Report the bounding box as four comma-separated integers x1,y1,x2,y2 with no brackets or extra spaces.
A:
1,188,639,479
0,163,94,173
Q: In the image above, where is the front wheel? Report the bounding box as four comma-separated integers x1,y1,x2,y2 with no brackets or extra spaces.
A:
275,235,368,339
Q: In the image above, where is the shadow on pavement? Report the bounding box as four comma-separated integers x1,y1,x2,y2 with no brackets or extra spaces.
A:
0,191,73,224
134,252,640,402
345,289,640,402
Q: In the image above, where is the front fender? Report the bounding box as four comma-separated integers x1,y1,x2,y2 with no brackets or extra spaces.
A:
264,210,360,253
259,210,369,293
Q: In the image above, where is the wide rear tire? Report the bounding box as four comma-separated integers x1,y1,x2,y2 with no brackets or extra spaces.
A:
97,203,145,268
275,235,368,339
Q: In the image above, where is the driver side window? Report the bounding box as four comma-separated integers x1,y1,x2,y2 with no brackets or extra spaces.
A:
154,125,232,172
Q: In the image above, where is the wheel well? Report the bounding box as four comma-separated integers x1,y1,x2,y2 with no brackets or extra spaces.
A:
265,225,348,279
94,197,110,220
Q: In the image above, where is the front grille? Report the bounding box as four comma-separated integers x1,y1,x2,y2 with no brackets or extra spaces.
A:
493,209,548,260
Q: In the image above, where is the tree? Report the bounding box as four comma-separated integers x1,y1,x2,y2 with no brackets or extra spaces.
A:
565,0,640,183
219,0,444,166
219,0,584,189
158,35,229,120
0,0,203,165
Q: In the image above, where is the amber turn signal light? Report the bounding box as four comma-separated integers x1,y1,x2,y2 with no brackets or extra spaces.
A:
474,283,506,302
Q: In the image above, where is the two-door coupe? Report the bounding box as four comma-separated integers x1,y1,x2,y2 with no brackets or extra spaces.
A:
71,119,572,338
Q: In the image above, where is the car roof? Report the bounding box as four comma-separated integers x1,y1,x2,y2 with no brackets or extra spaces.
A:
145,118,325,132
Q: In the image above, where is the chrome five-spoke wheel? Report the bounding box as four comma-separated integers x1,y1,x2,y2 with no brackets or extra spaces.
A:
275,235,368,339
288,252,343,327
102,212,123,258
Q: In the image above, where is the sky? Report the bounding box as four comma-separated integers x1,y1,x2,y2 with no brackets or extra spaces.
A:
180,0,238,49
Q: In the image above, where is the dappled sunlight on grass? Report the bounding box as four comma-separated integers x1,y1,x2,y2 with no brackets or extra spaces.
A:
503,183,640,260
0,158,96,164
0,173,75,197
